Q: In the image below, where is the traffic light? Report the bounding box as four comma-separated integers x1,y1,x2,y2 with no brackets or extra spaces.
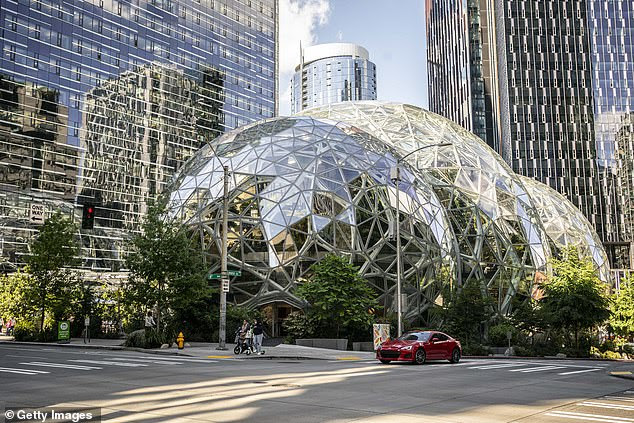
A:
82,204,96,229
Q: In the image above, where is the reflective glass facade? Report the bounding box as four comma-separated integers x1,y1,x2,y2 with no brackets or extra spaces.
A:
291,43,376,113
0,0,278,270
588,0,634,268
426,0,634,269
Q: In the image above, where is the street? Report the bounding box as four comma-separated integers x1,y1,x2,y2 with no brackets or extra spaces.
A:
0,345,632,422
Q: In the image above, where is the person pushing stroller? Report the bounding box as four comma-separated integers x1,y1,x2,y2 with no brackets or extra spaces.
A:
234,319,255,355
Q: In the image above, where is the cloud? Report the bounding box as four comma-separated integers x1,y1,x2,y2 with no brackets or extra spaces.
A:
278,0,331,116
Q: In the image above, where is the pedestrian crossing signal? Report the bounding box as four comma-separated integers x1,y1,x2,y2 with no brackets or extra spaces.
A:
82,204,96,229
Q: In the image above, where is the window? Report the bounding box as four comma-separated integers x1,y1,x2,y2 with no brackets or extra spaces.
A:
55,59,61,74
34,24,41,39
11,16,17,31
9,45,16,61
75,67,81,81
76,39,82,53
57,33,62,47
33,52,39,68
78,12,83,26
117,2,122,15
116,28,121,40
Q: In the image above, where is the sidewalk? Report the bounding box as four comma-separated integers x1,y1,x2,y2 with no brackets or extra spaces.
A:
0,336,375,360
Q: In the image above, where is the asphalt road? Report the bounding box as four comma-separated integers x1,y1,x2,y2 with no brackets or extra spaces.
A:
0,344,632,422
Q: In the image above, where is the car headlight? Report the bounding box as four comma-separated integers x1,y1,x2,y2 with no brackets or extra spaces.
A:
399,345,412,351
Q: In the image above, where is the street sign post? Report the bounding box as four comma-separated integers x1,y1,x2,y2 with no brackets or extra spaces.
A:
208,270,241,280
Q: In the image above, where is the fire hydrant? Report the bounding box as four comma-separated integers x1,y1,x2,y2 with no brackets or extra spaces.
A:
176,332,185,350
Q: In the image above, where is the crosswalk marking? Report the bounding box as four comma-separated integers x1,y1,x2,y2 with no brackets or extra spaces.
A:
135,356,216,364
111,358,182,365
545,411,634,423
580,401,634,411
602,396,634,403
0,366,50,375
21,361,102,371
558,368,602,375
468,363,526,370
509,365,566,373
68,359,148,367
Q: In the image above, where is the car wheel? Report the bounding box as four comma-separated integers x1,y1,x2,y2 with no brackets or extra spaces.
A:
450,348,461,363
379,360,391,364
414,348,426,365
233,345,241,355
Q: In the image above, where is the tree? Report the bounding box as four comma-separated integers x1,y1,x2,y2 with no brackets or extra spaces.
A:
0,270,39,321
610,278,634,339
539,247,610,352
296,254,378,339
125,199,211,333
27,211,81,332
440,281,494,346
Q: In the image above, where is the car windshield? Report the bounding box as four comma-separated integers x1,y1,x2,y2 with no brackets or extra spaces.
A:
397,331,432,342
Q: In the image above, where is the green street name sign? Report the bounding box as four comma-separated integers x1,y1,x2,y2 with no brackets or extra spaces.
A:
207,270,241,280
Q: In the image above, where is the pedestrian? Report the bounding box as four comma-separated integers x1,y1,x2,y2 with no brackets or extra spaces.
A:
145,311,155,336
6,318,14,336
245,322,254,351
0,317,4,335
253,318,264,355
239,319,249,348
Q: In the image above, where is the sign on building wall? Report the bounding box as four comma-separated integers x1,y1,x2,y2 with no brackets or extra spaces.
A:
29,203,46,224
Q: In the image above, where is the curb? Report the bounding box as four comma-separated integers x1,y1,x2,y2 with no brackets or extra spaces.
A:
0,340,190,357
608,371,634,381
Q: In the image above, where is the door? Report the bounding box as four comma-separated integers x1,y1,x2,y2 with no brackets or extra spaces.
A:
427,333,445,359
435,333,451,359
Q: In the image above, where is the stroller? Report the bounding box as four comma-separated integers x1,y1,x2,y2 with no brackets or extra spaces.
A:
233,327,255,355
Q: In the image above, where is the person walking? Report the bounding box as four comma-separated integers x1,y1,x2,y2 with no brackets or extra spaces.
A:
144,311,155,336
253,318,264,355
0,317,4,335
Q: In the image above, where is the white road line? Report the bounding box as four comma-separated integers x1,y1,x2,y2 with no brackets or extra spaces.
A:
545,411,634,422
68,359,148,367
580,402,634,411
509,365,566,373
134,356,215,364
21,362,102,370
468,363,526,370
0,366,49,375
558,368,603,375
111,358,182,365
602,396,634,403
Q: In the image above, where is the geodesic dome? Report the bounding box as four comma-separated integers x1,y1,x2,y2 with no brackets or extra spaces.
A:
166,117,456,311
299,101,552,312
519,175,610,282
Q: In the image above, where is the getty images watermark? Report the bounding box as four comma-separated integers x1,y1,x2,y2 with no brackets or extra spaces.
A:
2,407,101,422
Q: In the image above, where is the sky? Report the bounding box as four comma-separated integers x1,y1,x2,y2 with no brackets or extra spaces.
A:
278,0,428,116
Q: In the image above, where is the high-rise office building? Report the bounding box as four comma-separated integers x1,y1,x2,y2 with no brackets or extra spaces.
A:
291,43,376,113
0,0,278,271
426,0,634,269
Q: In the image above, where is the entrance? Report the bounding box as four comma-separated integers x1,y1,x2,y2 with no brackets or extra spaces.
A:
261,302,296,337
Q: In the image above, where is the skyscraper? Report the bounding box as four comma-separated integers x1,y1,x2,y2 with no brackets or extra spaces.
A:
291,43,376,113
0,0,278,271
426,0,633,269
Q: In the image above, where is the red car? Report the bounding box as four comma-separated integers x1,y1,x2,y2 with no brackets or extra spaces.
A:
376,330,461,364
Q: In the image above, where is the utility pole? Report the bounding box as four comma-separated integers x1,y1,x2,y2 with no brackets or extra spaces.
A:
217,165,229,350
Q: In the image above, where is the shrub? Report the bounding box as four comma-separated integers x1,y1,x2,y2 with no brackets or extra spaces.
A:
488,323,516,347
512,346,533,357
13,320,38,342
462,343,490,356
282,311,315,343
124,329,146,348
124,328,172,349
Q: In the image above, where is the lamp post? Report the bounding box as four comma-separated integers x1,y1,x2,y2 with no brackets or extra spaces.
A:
390,142,451,337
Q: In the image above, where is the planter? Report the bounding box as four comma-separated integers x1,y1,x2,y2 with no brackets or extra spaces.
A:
296,338,348,350
352,342,374,352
